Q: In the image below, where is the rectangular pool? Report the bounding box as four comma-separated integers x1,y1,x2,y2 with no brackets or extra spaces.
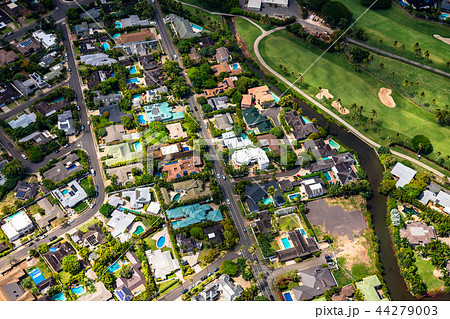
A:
281,238,292,249
329,139,340,149
283,292,293,301
323,171,332,181
126,78,139,84
191,24,203,32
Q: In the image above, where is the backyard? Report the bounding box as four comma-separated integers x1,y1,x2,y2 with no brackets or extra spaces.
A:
257,30,450,157
73,201,88,213
78,218,99,233
414,253,445,291
278,214,301,232
338,0,450,71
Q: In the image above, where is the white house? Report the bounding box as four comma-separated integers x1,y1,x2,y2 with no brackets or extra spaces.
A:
32,30,58,49
1,211,34,241
391,162,417,188
122,187,151,209
146,249,180,279
231,147,269,170
107,209,136,242
52,180,87,208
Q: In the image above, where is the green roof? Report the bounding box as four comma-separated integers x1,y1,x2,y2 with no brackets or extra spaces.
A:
356,275,388,301
256,119,273,133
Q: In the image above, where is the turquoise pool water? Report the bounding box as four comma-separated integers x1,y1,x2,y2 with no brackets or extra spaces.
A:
329,139,340,149
241,134,248,140
126,78,139,84
52,292,66,301
138,114,146,125
191,24,203,32
6,211,24,220
71,285,85,295
108,262,121,273
134,226,144,235
283,292,293,301
51,97,64,104
173,193,181,201
156,236,166,248
288,193,300,201
115,21,122,28
133,142,142,151
324,171,332,181
302,116,311,124
262,198,273,205
440,13,449,20
300,229,306,236
102,43,110,50
112,33,120,39
281,238,292,249
231,63,240,70
129,66,137,74
271,93,280,102
61,189,69,195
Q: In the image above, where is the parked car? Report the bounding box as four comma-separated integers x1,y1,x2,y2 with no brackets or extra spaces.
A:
55,150,59,154
81,125,85,130
90,203,95,208
222,175,226,180
243,227,247,233
213,267,219,273
95,185,99,191
26,242,34,247
41,234,47,240
76,105,80,111
208,272,213,277
68,68,71,72
226,199,230,205
194,106,198,111
201,275,207,281
64,144,69,148
91,169,96,176
195,280,201,286
182,289,188,294
87,120,90,125
328,262,335,266
21,154,26,159
217,173,220,179
49,236,57,242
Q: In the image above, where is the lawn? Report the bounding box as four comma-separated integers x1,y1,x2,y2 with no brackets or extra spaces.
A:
278,215,301,232
28,203,42,216
235,17,262,56
86,218,98,227
258,30,450,157
144,237,158,250
0,191,21,217
73,201,88,213
79,178,91,193
270,240,280,251
182,4,223,28
0,27,12,35
365,51,450,110
338,0,450,71
29,259,52,279
59,271,71,284
415,254,445,291
158,279,179,293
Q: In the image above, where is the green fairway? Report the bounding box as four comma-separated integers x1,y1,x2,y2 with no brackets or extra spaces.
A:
338,0,450,71
415,254,444,291
258,30,450,157
365,51,450,111
235,17,262,56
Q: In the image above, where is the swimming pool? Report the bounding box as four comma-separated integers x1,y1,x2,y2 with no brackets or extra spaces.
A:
262,198,273,205
126,78,139,84
302,116,311,124
102,43,110,51
51,97,64,104
129,66,137,74
133,226,144,235
281,238,292,249
156,236,166,248
112,33,120,39
241,134,248,140
288,193,300,201
173,193,181,201
71,285,85,295
6,211,24,220
231,63,240,70
61,189,69,195
66,164,77,171
52,292,66,301
111,72,115,78
49,247,57,252
300,229,306,236
271,93,280,102
115,21,122,28
323,171,332,181
440,13,449,20
108,262,121,273
283,292,293,301
183,146,190,151
191,24,203,32
133,142,142,151
329,139,340,149
138,114,146,125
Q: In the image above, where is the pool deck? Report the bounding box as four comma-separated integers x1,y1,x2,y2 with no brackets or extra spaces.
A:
130,221,145,234
151,226,172,249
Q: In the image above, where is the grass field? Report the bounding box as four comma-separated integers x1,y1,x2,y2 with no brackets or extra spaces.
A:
235,17,262,56
415,254,444,291
278,215,301,231
258,30,450,157
338,0,450,71
365,50,450,110
182,4,223,28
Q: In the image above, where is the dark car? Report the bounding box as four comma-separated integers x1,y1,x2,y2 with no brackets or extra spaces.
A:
270,295,275,301
95,185,99,191
213,267,219,273
26,242,34,247
49,236,57,242
201,275,208,281
194,106,198,111
182,289,188,294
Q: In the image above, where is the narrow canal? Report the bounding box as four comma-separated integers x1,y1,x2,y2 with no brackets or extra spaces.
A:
226,16,449,301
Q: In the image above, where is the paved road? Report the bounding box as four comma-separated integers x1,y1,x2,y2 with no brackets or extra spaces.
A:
0,16,105,271
347,38,450,78
252,28,449,181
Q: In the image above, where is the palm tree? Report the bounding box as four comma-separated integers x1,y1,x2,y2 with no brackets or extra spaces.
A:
358,105,364,119
379,39,383,47
435,151,441,163
248,245,256,256
424,50,430,62
267,186,277,203
368,117,374,126
401,44,405,56
371,109,377,118
431,98,437,107
393,40,398,50
402,79,409,93
392,71,395,78
417,143,423,157
419,91,425,104
379,63,384,73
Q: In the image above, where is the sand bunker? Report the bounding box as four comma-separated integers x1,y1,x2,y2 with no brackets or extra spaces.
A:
434,34,450,45
331,101,350,114
316,88,334,100
378,87,396,108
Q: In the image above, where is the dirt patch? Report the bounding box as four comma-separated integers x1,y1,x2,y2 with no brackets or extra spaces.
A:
378,87,396,108
434,34,450,45
335,234,371,267
433,269,443,278
331,101,350,115
316,88,334,100
233,275,252,289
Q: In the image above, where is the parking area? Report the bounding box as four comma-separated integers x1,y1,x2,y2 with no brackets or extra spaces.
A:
239,0,301,18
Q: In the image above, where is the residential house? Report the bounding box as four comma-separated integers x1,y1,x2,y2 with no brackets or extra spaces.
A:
241,94,252,108
1,210,34,241
35,198,65,229
12,78,38,96
303,138,338,159
284,110,318,140
243,180,285,212
175,233,202,253
419,183,450,214
39,52,57,67
13,180,38,200
242,107,273,134
214,113,234,131
231,147,270,171
146,249,180,280
221,131,253,150
166,122,187,139
277,229,320,262
143,102,184,123
400,221,437,246
248,0,289,11
138,54,158,70
355,275,388,301
107,209,136,242
300,178,327,199
71,223,106,248
80,53,117,66
29,72,48,89
193,274,243,301
198,36,214,49
0,267,34,301
33,99,69,117
292,266,336,301
391,162,417,188
32,30,57,49
188,52,201,64
98,104,131,123
257,133,280,154
15,38,41,56
207,96,228,111
166,203,222,229
36,277,57,294
202,77,236,98
57,110,75,135
171,179,211,202
43,241,76,272
103,142,143,167
255,210,272,234
0,49,17,65
94,91,123,107
0,83,21,108
248,85,274,107
168,14,197,39
8,112,37,129
80,7,101,19
78,281,113,301
44,64,64,81
211,62,242,76
331,284,355,301
108,196,125,208
53,180,88,208
162,157,202,181
214,47,231,63
79,40,102,54
203,224,225,245
310,152,357,186
106,163,144,185
43,154,83,183
117,15,150,28
114,251,146,298
122,187,151,209
104,124,126,144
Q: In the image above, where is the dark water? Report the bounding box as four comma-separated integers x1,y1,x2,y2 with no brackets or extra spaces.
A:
226,17,449,301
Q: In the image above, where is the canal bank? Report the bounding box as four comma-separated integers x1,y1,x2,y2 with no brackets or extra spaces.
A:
226,16,449,301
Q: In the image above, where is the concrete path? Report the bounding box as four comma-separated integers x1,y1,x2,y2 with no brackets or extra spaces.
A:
347,38,450,78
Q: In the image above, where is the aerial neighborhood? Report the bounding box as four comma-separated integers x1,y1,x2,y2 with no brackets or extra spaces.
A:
0,0,448,304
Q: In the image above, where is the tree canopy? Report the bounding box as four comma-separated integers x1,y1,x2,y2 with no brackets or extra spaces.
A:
411,135,433,155
62,254,81,275
2,159,25,179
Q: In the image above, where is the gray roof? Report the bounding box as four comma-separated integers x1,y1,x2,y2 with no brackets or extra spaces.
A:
80,53,117,66
106,163,143,185
80,7,101,19
122,187,151,209
52,180,88,208
391,162,417,188
244,180,285,212
207,96,228,111
292,266,336,300
36,198,65,228
94,92,123,106
2,282,25,301
104,124,126,144
43,153,83,183
98,105,132,123
8,112,37,129
57,110,75,135
169,14,197,39
119,15,150,28
214,113,234,131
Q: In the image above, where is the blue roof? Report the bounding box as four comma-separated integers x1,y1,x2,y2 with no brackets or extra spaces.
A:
166,203,221,229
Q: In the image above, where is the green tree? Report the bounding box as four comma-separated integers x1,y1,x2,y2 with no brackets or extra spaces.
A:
99,203,115,218
97,127,107,137
269,126,282,138
411,135,433,155
62,254,81,275
2,159,25,179
118,264,133,279
190,226,203,239
220,260,238,276
121,116,134,130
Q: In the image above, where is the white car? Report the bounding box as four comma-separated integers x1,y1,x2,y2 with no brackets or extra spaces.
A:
217,173,220,179
226,199,231,205
222,175,226,180
21,154,26,159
